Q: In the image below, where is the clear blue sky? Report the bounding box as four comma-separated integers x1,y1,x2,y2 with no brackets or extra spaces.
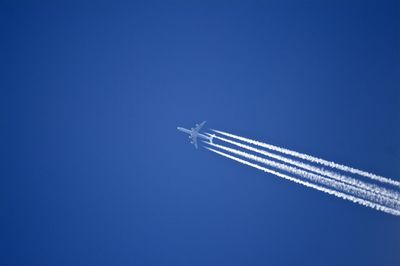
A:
3,1,400,265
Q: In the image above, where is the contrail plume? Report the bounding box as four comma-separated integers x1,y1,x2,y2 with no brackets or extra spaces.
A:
205,147,400,216
211,129,400,188
206,134,400,201
205,142,400,209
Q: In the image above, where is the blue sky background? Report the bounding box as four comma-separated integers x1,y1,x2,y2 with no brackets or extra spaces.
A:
3,1,400,265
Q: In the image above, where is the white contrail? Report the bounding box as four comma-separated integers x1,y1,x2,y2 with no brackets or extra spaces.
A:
205,142,400,209
206,134,400,201
205,147,400,216
211,129,400,188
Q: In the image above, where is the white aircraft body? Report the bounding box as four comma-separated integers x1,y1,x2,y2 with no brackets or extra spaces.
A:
177,121,215,149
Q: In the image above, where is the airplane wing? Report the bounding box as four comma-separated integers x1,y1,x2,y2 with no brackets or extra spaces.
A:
195,121,206,131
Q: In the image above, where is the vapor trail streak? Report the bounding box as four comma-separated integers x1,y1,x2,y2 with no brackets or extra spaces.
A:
206,142,400,209
212,129,400,188
207,134,400,201
205,147,400,216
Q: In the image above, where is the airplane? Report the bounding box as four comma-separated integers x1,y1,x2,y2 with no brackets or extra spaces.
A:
177,121,215,149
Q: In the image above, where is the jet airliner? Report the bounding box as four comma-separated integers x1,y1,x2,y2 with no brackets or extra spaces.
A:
177,121,215,149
